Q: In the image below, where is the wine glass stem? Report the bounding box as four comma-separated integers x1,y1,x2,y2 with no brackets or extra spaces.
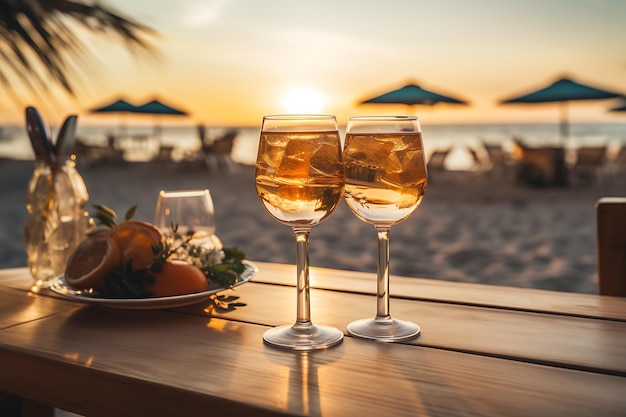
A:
375,227,391,321
294,228,312,327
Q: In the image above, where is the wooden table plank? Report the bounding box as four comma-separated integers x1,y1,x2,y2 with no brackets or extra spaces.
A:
2,266,624,376
0,268,35,291
0,286,81,330
3,265,625,321
250,261,626,320
181,282,626,376
0,307,624,417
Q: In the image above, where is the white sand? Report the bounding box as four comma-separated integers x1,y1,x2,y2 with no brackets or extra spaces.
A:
2,157,623,294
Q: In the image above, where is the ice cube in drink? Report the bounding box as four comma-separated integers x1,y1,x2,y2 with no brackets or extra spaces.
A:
364,136,395,168
309,140,342,179
276,138,315,180
258,132,286,171
402,149,427,185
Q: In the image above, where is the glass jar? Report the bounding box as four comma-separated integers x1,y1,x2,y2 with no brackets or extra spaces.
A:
24,158,89,288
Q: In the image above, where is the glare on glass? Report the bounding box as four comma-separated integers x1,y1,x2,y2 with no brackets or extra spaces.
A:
154,189,220,261
255,114,345,350
343,116,427,341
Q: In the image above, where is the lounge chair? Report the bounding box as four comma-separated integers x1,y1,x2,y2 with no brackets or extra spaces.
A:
482,141,514,173
73,138,125,166
512,138,567,187
426,148,451,172
465,146,485,171
155,145,175,163
202,129,239,172
571,146,608,184
609,144,626,175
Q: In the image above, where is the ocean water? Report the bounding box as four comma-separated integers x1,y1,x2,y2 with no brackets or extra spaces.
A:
1,122,625,170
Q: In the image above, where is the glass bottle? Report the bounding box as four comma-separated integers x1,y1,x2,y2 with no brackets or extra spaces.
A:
24,157,89,288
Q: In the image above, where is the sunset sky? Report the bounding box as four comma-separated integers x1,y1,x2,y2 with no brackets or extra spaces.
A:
1,0,625,129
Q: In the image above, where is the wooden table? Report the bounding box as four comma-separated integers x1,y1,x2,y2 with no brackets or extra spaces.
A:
1,262,625,417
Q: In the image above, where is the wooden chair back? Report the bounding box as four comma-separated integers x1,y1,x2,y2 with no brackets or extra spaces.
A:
483,143,507,168
612,145,626,172
511,138,568,186
596,197,626,297
203,130,237,156
572,146,608,183
574,146,607,168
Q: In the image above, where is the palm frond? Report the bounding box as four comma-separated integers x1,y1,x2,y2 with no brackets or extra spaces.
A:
0,0,159,97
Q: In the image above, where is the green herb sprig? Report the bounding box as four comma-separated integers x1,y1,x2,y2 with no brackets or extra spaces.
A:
209,294,247,313
92,203,137,229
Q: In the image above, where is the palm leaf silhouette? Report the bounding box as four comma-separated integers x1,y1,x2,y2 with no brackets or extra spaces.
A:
0,0,158,96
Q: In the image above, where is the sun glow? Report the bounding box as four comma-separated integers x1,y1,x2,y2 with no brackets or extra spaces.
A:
281,88,326,114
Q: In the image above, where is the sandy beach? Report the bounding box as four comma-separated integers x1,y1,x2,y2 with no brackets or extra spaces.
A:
1,156,624,295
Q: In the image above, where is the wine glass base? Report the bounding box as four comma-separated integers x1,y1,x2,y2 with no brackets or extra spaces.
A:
263,323,344,351
347,318,420,342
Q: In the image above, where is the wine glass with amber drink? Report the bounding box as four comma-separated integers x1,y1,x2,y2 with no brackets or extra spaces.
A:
343,116,427,341
255,115,345,350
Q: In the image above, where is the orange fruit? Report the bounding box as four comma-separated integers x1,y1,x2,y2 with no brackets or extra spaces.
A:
110,220,163,271
143,261,208,297
65,233,121,291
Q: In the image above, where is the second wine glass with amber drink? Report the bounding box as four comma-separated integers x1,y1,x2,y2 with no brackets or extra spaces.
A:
343,116,427,341
255,115,345,350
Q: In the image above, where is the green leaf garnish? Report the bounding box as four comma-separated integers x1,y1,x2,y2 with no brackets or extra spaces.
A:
91,204,118,228
125,205,138,221
209,294,247,312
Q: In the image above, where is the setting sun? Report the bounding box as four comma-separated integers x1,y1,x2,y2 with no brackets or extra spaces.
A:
280,88,326,114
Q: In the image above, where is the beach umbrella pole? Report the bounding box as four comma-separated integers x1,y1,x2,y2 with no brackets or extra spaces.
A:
560,101,569,142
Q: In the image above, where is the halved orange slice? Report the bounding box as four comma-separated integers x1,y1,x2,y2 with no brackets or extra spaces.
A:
65,233,121,291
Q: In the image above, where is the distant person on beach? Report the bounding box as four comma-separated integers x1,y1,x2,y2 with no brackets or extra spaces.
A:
197,124,208,149
107,133,116,148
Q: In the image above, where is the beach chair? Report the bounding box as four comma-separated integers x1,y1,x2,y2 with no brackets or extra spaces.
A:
466,144,508,173
571,146,608,184
426,148,451,172
482,141,514,173
203,129,238,172
609,144,626,175
73,139,124,166
465,146,486,171
155,145,175,163
512,138,567,187
596,197,626,297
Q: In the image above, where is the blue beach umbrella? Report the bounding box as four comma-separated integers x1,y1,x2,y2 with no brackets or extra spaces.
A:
134,99,188,115
135,99,187,136
134,98,189,138
360,82,468,107
89,98,139,138
90,98,138,113
500,77,624,140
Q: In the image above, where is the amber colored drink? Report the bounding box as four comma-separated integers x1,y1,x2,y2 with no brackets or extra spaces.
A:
255,131,344,227
343,132,427,226
255,115,345,351
344,116,424,342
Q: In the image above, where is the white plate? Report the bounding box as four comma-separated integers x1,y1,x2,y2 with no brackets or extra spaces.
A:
48,261,257,310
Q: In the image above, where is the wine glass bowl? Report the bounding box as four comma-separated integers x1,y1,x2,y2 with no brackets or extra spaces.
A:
154,189,220,262
343,116,427,341
255,115,345,350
